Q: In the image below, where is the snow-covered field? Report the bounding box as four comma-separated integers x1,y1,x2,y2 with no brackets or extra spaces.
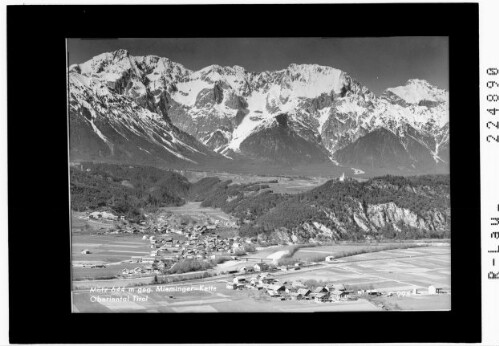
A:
266,250,290,261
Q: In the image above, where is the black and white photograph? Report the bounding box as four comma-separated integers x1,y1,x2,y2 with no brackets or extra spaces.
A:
6,2,487,344
68,37,451,313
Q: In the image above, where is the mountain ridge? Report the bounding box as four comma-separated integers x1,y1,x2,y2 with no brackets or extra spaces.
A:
69,49,449,174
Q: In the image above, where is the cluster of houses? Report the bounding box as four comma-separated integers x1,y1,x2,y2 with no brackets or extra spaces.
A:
226,271,448,304
224,261,304,276
102,211,239,237
120,226,260,277
122,266,161,275
89,211,123,221
227,273,356,303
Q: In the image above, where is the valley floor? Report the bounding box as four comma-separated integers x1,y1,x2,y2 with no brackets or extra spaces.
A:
72,245,450,312
71,178,451,312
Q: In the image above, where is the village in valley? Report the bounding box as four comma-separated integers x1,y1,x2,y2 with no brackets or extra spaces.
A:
72,199,451,312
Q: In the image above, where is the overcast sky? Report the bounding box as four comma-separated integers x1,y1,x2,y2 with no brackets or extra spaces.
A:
67,37,448,95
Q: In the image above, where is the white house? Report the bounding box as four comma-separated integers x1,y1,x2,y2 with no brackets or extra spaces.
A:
233,276,247,284
254,263,269,272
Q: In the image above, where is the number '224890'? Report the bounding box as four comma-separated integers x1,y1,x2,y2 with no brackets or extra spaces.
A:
487,135,499,143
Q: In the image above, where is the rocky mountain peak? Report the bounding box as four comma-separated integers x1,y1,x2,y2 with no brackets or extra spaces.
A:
384,78,447,106
69,50,449,173
406,78,431,85
112,48,130,59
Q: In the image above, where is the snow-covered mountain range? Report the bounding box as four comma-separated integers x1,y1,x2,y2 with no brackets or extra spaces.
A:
69,49,449,173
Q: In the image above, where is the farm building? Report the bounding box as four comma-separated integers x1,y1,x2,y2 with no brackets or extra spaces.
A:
267,284,285,293
261,276,279,284
131,256,142,263
233,276,247,284
289,292,304,300
254,263,270,272
141,257,156,264
238,266,254,274
331,290,351,300
249,277,259,285
297,288,311,297
313,286,328,294
314,292,330,302
267,290,282,298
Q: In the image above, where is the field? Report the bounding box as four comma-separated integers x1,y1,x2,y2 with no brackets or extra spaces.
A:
71,245,450,312
72,263,142,281
72,280,380,313
213,245,294,273
71,211,116,233
160,202,236,223
72,234,151,262
289,242,433,261
183,171,329,194
372,294,451,311
280,246,451,295
72,234,152,280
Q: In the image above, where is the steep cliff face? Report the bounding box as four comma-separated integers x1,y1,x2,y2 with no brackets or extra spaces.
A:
272,201,450,242
367,203,427,230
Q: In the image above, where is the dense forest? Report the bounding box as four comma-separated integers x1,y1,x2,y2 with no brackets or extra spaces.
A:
70,162,190,221
70,162,450,239
192,174,450,240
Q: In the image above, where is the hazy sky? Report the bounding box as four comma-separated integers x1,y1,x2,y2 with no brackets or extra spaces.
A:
67,37,448,95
